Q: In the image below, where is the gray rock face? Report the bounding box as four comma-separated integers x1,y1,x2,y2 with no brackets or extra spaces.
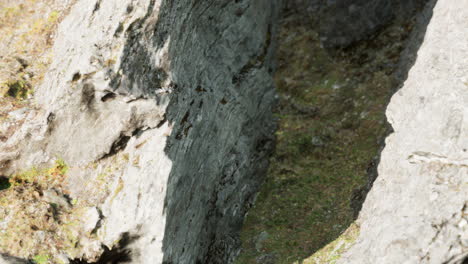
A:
339,0,468,263
319,0,429,48
0,255,28,264
0,0,279,263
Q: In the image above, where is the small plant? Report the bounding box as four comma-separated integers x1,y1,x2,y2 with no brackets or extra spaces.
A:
33,254,50,264
9,159,68,187
47,11,59,23
48,159,69,176
5,79,32,99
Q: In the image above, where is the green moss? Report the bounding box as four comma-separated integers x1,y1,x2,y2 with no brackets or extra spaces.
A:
32,254,50,264
301,223,360,264
4,79,32,99
10,167,41,184
47,11,60,23
236,7,400,264
10,159,68,187
54,158,69,175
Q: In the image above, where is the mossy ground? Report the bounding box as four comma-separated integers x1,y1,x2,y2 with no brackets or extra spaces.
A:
0,0,69,145
0,155,126,263
236,7,414,264
0,0,66,100
300,223,360,264
0,160,77,263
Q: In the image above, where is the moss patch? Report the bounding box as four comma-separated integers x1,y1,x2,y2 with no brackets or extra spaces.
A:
0,159,103,262
9,159,68,189
33,254,50,264
3,78,32,99
0,1,68,103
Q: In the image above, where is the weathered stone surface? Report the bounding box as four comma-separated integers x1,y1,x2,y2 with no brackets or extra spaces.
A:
338,0,468,263
0,0,279,263
0,255,28,264
319,0,429,48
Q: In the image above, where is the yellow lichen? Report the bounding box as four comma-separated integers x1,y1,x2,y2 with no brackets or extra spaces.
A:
10,159,68,189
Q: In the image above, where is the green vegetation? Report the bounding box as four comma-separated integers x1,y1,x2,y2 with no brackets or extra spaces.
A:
10,159,68,188
0,2,64,104
236,7,409,264
33,254,50,264
0,151,132,261
300,223,360,264
3,78,32,99
0,159,81,260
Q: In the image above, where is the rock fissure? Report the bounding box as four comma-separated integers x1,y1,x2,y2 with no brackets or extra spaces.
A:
408,152,468,167
0,0,466,263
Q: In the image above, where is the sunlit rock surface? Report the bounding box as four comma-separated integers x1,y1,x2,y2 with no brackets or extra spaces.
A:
339,0,468,263
0,0,279,263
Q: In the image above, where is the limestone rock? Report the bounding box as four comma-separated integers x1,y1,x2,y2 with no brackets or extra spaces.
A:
0,0,279,263
339,0,468,263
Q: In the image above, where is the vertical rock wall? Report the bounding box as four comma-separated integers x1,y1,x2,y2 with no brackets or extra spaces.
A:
0,0,279,263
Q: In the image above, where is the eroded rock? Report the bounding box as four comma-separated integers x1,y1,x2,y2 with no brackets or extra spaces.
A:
0,0,279,263
338,0,468,263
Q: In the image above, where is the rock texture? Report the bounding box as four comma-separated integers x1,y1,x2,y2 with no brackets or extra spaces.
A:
319,0,429,48
0,0,279,263
339,0,468,263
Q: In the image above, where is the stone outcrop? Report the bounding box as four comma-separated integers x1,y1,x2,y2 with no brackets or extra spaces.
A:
0,0,279,263
2,0,466,263
338,0,468,263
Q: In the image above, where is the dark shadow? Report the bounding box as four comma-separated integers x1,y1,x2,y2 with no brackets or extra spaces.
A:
82,0,436,263
0,254,30,264
108,0,279,263
69,233,139,264
0,176,11,190
156,1,278,263
319,0,430,49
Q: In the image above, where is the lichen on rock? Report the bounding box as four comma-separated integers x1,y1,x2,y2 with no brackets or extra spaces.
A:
0,159,103,263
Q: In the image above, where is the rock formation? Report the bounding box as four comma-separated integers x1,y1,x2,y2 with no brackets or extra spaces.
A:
338,0,468,263
319,0,429,48
0,0,279,263
1,0,466,263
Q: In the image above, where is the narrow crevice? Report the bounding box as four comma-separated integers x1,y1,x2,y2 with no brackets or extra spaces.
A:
231,24,272,85
69,233,140,264
101,92,117,102
99,134,132,160
236,0,437,262
90,208,105,235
